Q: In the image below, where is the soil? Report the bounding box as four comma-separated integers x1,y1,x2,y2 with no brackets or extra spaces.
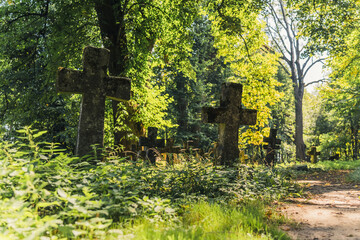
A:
279,170,360,240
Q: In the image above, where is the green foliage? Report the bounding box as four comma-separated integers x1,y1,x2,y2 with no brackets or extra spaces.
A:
109,201,289,240
208,3,282,146
315,26,360,160
0,0,99,150
311,160,360,171
163,16,230,148
292,0,359,54
273,69,296,162
0,128,299,238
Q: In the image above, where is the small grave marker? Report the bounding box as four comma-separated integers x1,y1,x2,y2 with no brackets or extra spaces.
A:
202,83,257,166
161,138,181,164
181,139,200,154
329,153,340,161
307,146,320,163
139,127,165,164
57,46,131,156
263,129,281,166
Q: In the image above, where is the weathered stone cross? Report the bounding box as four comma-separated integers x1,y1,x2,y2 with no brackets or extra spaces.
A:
139,127,165,164
307,146,320,163
202,82,257,166
263,129,281,166
56,46,131,157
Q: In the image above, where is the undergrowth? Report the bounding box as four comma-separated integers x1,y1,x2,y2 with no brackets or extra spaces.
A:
0,127,299,239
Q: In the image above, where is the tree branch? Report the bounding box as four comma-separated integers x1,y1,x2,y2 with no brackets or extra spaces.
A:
303,58,325,79
278,60,291,75
304,78,328,88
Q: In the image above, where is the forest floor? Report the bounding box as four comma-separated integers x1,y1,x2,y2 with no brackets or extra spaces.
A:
278,170,360,240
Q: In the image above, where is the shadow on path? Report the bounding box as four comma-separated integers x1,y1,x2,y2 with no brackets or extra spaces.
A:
279,170,360,240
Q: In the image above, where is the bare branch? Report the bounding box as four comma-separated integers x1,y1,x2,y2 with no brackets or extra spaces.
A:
267,25,290,57
280,55,291,66
302,56,312,70
279,0,295,64
267,2,286,30
303,58,325,79
278,60,291,75
304,78,328,88
268,21,291,56
6,12,45,26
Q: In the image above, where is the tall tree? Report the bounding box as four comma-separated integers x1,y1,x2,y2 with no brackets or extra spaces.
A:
93,0,199,147
165,17,230,149
264,0,325,160
0,0,198,150
209,1,282,148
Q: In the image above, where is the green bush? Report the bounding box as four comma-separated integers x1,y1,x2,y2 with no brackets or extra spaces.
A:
0,127,299,239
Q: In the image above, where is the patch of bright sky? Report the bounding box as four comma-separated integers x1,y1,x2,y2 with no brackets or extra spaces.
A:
304,58,330,94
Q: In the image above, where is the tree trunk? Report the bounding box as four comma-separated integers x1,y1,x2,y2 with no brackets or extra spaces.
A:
294,80,306,161
95,1,146,150
350,116,359,160
175,73,188,135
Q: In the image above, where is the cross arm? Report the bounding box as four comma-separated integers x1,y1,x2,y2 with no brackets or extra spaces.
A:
202,107,257,125
202,107,226,124
264,145,281,150
238,109,257,125
105,76,131,101
264,138,281,145
56,67,84,94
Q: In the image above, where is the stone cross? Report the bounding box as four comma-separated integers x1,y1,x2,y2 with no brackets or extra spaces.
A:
307,146,320,163
57,46,131,157
263,129,281,166
139,127,165,164
202,82,257,166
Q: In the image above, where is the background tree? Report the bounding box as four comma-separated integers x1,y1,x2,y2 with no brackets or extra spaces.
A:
263,0,325,160
295,0,360,160
269,67,295,162
0,0,97,148
0,0,199,151
318,29,360,160
164,17,231,150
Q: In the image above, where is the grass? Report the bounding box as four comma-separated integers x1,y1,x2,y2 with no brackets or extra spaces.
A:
347,167,360,183
311,159,360,170
108,201,290,240
278,159,360,184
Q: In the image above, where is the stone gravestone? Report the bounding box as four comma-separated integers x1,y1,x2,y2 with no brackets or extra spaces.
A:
161,138,181,164
329,153,340,161
181,139,200,153
202,82,257,166
263,129,281,166
139,127,165,164
57,46,131,157
307,146,320,163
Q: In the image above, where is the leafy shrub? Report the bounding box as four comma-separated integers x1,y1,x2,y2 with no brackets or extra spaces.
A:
0,128,299,239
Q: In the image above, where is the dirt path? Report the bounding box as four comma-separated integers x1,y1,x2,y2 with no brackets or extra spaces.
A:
279,170,360,240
